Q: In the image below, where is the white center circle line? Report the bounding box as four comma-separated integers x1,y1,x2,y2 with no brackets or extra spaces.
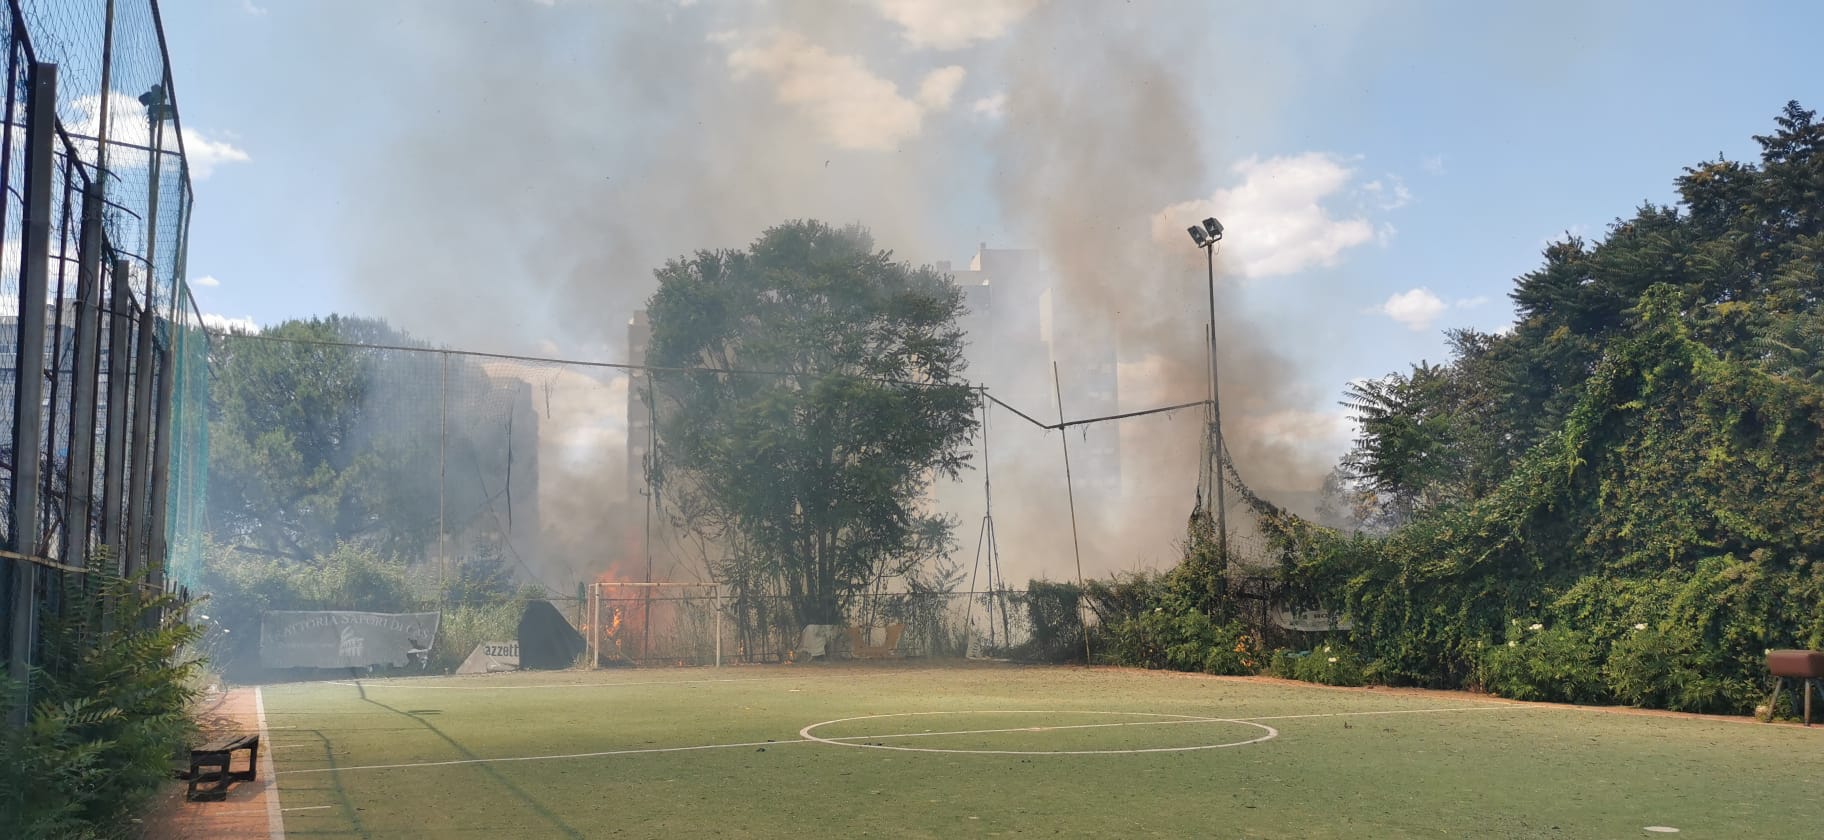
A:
799,710,1279,755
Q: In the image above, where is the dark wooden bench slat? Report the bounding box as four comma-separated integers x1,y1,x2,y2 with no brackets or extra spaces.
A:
186,733,261,801
197,734,258,753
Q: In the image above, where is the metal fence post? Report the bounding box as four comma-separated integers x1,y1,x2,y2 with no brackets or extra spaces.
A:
101,259,132,569
8,61,59,723
146,333,175,591
64,181,105,568
125,288,156,578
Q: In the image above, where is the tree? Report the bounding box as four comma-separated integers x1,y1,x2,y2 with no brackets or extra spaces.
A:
1222,103,1824,710
645,221,978,627
1338,361,1467,523
207,316,519,565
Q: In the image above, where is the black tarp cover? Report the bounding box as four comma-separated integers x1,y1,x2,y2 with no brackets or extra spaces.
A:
517,600,586,670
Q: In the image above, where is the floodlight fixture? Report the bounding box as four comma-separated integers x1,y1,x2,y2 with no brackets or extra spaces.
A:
1186,225,1209,247
1202,217,1224,241
139,84,175,123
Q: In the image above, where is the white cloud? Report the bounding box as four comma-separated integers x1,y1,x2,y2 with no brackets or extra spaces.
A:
867,0,1045,50
180,128,251,180
240,0,268,15
971,93,1006,119
1421,154,1446,176
916,65,966,110
66,93,250,179
1454,295,1488,309
717,30,962,151
191,274,221,288
200,312,259,333
1153,153,1380,278
1361,174,1412,210
70,92,151,145
1375,288,1447,332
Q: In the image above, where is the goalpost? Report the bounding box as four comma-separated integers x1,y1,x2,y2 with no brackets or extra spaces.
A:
587,582,722,668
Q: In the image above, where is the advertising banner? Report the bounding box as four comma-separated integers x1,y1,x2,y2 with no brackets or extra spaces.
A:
456,641,520,674
260,611,441,669
1269,605,1353,632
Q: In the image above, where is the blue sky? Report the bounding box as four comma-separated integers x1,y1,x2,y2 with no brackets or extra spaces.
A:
157,0,1824,475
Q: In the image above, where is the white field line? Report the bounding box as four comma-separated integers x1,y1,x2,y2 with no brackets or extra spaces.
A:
202,805,333,817
275,703,1532,775
255,687,285,840
821,716,1237,741
278,739,807,775
322,677,789,691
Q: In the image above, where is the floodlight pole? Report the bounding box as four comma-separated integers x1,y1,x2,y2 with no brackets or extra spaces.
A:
1202,240,1228,556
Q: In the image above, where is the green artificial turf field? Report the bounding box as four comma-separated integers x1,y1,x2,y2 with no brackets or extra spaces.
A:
259,663,1824,838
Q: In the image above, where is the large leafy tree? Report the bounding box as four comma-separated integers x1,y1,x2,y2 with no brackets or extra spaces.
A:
207,316,511,564
645,221,978,626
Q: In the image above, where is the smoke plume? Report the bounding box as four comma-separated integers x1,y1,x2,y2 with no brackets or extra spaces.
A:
338,0,1363,586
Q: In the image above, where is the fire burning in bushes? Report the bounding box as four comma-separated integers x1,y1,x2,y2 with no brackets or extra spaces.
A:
587,570,654,664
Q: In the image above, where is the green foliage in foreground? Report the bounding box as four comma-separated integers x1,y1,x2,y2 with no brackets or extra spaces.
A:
0,569,202,839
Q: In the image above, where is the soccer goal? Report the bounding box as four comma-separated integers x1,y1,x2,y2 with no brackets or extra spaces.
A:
587,582,723,668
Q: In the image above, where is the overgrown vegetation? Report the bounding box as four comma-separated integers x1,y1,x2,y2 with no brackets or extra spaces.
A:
1068,103,1824,716
0,566,202,839
195,539,543,678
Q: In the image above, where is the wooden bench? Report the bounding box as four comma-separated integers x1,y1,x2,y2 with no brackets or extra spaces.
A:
187,733,260,802
845,623,905,659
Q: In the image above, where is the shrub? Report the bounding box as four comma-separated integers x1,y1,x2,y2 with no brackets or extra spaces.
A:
430,600,527,672
1201,627,1260,676
1603,626,1753,714
1101,608,1257,675
1603,626,1689,708
1269,644,1367,686
1479,624,1606,703
0,569,202,839
1011,581,1087,663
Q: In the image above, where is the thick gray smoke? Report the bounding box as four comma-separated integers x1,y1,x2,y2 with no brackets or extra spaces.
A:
970,5,1337,579
337,1,1347,586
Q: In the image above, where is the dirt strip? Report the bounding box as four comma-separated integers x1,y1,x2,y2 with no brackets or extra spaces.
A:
141,687,281,840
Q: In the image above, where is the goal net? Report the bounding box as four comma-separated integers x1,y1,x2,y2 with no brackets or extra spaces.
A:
587,582,723,667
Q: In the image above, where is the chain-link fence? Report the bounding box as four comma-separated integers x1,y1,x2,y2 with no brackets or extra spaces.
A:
198,322,1241,675
1,0,202,718
579,586,1035,667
